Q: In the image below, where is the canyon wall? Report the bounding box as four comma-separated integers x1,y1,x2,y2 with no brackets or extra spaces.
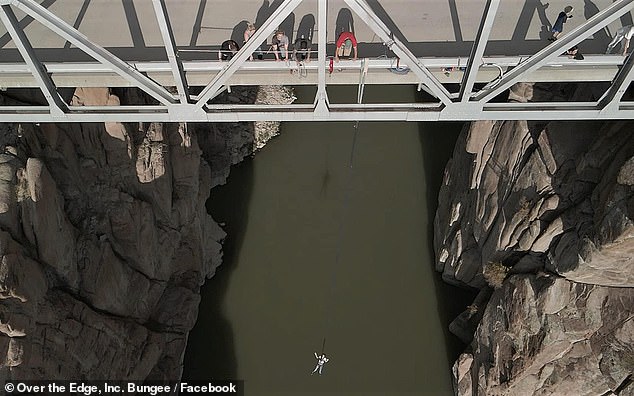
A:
435,83,634,395
0,86,293,381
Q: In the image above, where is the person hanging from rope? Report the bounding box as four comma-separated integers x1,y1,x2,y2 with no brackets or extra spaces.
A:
334,31,358,62
311,353,329,375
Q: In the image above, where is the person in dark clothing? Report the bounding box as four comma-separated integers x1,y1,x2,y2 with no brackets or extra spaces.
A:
219,40,239,61
271,30,289,61
293,35,311,62
549,6,573,41
566,45,584,60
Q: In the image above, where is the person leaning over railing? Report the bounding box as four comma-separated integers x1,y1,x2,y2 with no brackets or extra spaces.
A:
334,31,357,62
219,39,239,61
294,35,311,63
271,30,289,61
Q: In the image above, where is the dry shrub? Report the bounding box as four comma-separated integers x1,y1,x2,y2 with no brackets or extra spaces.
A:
483,261,509,289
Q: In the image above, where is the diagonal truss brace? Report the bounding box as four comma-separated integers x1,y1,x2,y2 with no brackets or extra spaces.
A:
474,0,634,103
0,4,68,115
195,0,304,107
3,0,176,106
459,0,500,102
598,51,634,111
343,0,452,106
151,0,189,103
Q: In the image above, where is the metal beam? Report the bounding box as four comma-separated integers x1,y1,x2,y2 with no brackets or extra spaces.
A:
474,0,634,103
6,0,176,105
151,0,189,103
0,101,633,122
343,0,452,105
315,0,329,113
598,51,634,111
0,4,68,115
195,0,304,107
0,56,626,89
459,0,500,102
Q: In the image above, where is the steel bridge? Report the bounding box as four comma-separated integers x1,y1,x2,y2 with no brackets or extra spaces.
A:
0,0,633,122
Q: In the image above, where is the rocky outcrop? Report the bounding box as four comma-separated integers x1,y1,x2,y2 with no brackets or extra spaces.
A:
195,86,295,187
454,275,634,396
436,83,634,289
0,85,292,381
435,83,634,395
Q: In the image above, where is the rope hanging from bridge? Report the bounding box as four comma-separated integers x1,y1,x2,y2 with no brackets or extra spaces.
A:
314,68,365,375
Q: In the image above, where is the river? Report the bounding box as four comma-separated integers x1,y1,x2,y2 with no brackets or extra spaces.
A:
183,86,473,395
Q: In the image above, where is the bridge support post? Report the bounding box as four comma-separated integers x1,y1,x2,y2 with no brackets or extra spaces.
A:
459,0,500,102
598,51,634,114
152,0,190,103
315,0,330,115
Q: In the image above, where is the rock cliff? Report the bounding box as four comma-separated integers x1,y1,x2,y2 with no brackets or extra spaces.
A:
435,83,634,395
0,85,293,381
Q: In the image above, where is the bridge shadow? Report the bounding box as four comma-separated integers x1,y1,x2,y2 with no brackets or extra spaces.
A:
585,0,612,49
190,0,207,47
122,0,145,49
0,0,57,48
64,0,91,49
511,0,551,43
448,0,464,43
0,1,631,65
366,0,409,44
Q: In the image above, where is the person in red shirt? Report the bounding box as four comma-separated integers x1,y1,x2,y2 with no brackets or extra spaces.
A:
335,31,358,61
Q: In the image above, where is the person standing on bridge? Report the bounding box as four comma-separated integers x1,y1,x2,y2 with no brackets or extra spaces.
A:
549,6,573,41
548,6,574,41
606,25,634,55
334,31,358,62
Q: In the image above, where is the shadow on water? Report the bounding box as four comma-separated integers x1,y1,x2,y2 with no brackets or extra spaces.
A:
418,118,478,366
182,159,254,382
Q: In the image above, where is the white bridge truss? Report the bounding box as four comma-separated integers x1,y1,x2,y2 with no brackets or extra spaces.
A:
0,0,633,122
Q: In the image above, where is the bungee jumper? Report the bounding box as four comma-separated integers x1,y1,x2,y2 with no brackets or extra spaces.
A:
311,352,329,375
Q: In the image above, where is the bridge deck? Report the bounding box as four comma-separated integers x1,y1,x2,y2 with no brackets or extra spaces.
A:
0,0,632,122
0,55,625,88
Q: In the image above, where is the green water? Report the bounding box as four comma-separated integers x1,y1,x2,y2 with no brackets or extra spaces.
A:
183,86,468,395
